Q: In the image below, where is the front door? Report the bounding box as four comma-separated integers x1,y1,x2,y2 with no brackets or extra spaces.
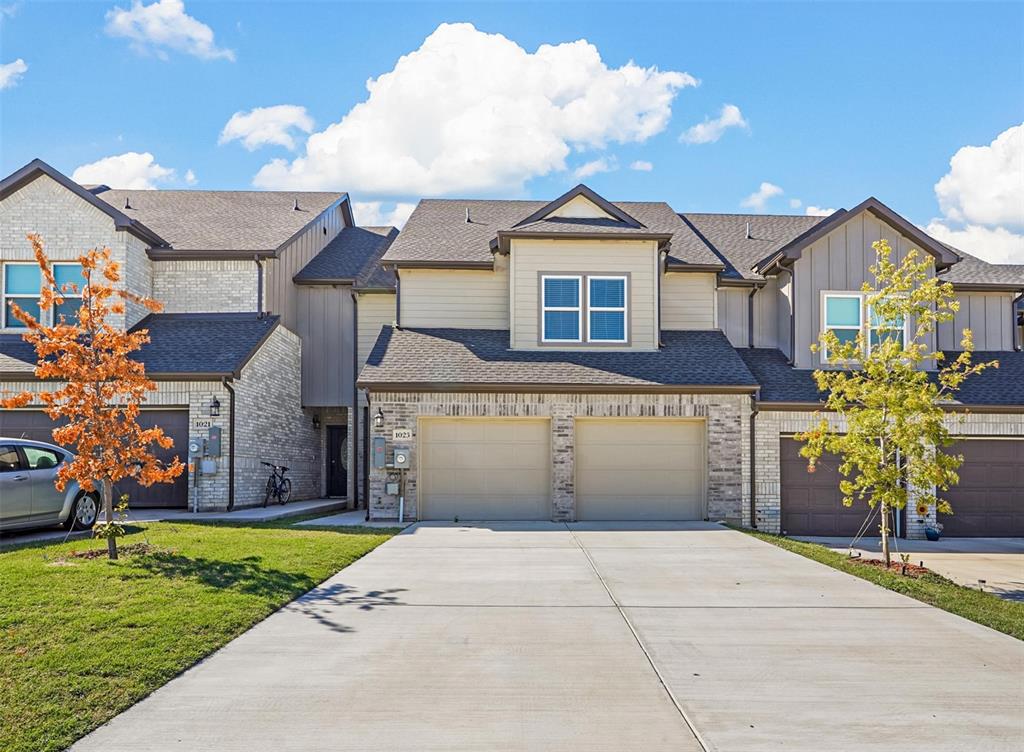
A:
326,426,348,497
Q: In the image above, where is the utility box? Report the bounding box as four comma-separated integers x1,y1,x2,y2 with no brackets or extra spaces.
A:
385,481,400,495
188,438,205,459
372,437,386,469
392,446,411,469
199,458,218,475
206,426,222,457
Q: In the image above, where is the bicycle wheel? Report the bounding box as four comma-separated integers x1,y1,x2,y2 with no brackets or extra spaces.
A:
279,478,292,504
264,477,276,507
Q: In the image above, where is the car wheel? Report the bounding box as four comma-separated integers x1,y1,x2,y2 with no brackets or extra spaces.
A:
68,493,99,531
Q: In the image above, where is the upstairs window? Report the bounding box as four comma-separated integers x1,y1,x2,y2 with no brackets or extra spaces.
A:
822,293,863,360
3,263,41,329
542,276,582,342
52,263,82,323
868,304,907,353
588,276,627,342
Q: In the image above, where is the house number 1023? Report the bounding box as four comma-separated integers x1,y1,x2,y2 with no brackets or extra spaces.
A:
392,429,413,441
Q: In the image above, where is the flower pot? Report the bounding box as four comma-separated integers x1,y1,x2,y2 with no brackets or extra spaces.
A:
924,527,941,542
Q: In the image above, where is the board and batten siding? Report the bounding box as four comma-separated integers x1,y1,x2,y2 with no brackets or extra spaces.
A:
938,291,1016,351
661,272,716,330
357,292,396,370
510,238,659,350
716,279,783,350
265,203,347,333
791,209,937,369
295,285,354,407
399,257,509,329
717,287,749,347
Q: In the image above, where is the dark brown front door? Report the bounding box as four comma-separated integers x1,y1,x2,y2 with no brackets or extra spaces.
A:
326,425,348,497
779,438,876,537
0,409,189,508
939,439,1024,537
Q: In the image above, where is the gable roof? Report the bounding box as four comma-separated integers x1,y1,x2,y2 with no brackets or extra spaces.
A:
936,250,1024,290
751,197,961,275
512,184,643,228
679,213,827,281
94,188,351,257
0,159,167,247
382,198,724,270
293,226,398,289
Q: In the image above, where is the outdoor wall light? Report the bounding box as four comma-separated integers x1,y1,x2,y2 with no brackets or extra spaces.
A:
373,408,385,429
312,414,321,429
209,397,221,417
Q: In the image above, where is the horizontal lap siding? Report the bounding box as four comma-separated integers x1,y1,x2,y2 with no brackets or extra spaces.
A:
400,263,509,329
661,272,716,330
511,238,658,350
357,293,396,369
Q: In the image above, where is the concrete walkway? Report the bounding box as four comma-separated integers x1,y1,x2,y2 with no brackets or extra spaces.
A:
798,535,1024,600
72,522,1024,752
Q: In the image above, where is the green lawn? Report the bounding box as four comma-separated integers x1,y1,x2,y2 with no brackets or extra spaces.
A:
0,517,397,752
736,527,1024,641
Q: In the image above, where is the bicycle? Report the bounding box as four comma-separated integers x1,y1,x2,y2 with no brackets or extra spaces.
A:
261,461,292,506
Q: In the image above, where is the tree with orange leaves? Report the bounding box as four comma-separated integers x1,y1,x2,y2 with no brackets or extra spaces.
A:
0,233,183,559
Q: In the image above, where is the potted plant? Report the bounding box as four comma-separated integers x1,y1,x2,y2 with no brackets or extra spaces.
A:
924,521,943,542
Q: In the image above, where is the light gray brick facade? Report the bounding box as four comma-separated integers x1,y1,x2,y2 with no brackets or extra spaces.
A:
152,259,259,314
366,391,751,523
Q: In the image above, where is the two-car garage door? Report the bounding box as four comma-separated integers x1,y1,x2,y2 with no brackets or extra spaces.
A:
417,417,706,522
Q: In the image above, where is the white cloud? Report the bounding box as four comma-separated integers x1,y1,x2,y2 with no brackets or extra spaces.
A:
574,157,616,179
680,103,748,145
925,222,1024,264
0,3,19,21
184,168,197,185
630,160,653,172
253,23,696,195
740,182,783,212
805,206,837,217
353,201,416,229
788,198,802,209
0,58,27,89
219,105,314,151
72,152,177,189
105,0,234,61
935,123,1023,228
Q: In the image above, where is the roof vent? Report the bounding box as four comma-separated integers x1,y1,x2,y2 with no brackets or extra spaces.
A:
465,207,471,223
293,198,300,211
124,197,132,210
745,222,752,239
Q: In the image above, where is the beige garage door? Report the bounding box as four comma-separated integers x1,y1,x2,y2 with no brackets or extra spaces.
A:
419,418,551,520
576,419,706,521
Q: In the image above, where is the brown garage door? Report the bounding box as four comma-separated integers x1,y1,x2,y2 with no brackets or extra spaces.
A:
0,409,189,508
780,438,877,537
939,439,1024,537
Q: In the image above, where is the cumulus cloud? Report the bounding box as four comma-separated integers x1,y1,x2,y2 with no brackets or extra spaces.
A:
740,182,783,212
353,201,417,229
72,152,178,189
680,104,748,145
574,157,616,179
630,160,653,172
105,0,234,61
925,123,1024,263
219,105,314,151
184,168,197,185
805,206,837,217
0,58,27,89
253,23,696,195
935,123,1022,228
788,198,802,209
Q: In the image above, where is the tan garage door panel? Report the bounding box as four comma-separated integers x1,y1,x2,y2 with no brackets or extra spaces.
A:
576,419,705,521
419,418,550,521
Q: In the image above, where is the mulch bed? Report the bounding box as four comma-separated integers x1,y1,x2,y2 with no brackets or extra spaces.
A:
846,556,932,578
68,542,158,560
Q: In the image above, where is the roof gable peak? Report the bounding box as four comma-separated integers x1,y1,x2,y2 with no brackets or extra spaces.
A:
512,184,643,229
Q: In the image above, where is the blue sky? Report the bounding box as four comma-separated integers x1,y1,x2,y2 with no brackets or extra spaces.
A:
1,1,1022,261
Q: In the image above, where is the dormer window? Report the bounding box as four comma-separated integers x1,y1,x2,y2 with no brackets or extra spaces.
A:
541,273,629,345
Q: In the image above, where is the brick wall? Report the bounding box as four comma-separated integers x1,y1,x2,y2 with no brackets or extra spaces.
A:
366,391,751,523
754,408,1024,538
152,259,258,314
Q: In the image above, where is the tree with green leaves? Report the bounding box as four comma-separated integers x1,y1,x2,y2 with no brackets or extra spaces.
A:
797,239,997,566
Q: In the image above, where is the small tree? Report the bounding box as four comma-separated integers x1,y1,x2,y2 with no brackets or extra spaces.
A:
797,239,996,566
0,234,183,559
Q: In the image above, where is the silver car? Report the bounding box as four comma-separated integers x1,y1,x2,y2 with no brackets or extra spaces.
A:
0,438,99,532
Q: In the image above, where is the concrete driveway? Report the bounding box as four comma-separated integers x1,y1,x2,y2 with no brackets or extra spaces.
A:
73,522,1024,752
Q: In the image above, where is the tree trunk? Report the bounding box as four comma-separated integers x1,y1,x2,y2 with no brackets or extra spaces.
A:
102,478,117,560
880,500,890,568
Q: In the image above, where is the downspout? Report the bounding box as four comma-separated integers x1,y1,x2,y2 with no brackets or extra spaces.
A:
747,286,758,349
363,397,371,522
657,250,666,348
221,377,236,511
395,268,402,328
749,395,758,529
1013,292,1023,351
788,264,797,365
350,289,360,510
255,256,264,317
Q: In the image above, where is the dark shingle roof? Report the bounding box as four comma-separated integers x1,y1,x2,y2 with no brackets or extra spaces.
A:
359,328,758,390
94,189,346,252
383,199,724,268
938,250,1024,288
128,313,279,376
680,213,827,280
737,347,1024,406
293,226,398,289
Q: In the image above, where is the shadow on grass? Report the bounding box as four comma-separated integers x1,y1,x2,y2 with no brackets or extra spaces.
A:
131,551,317,598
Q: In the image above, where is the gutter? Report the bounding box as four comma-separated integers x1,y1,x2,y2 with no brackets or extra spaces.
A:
357,382,760,395
221,377,236,511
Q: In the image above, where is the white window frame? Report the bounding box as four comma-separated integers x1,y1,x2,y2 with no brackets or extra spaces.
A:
541,274,583,343
51,262,83,324
821,291,864,361
2,262,43,330
866,301,911,355
586,275,628,343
